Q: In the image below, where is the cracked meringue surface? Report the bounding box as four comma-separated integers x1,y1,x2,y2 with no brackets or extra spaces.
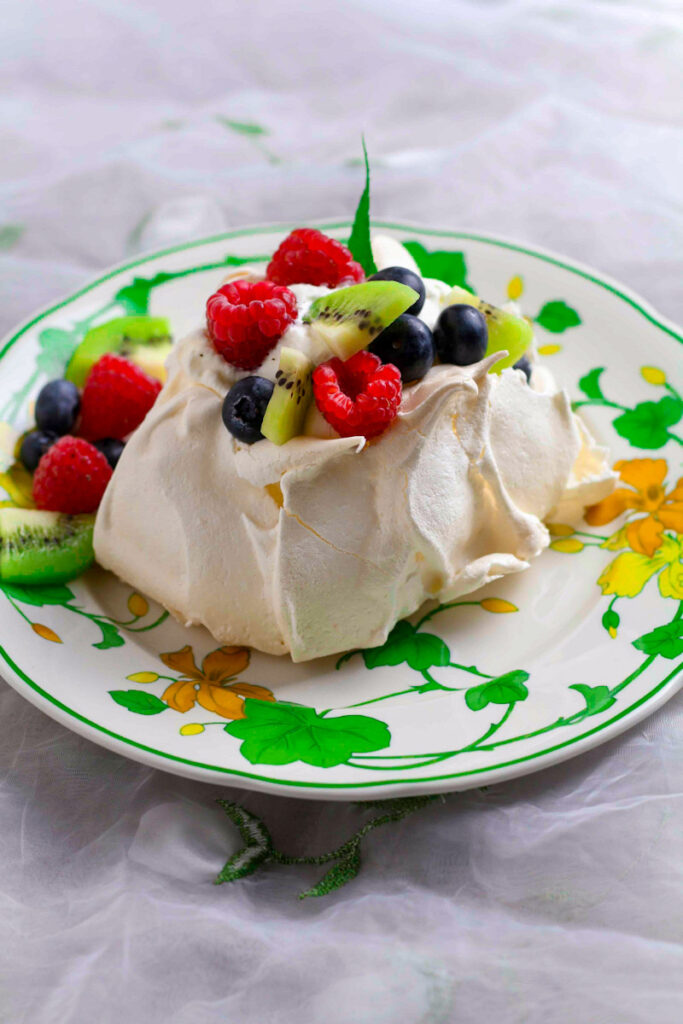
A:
94,275,615,661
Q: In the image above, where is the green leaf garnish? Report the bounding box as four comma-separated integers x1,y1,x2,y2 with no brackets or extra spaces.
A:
347,138,377,276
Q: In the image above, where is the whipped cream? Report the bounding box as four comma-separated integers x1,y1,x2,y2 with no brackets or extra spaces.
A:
94,239,615,661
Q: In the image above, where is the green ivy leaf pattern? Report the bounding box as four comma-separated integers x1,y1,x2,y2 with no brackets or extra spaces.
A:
214,800,273,884
93,620,125,651
633,620,683,659
300,847,361,899
569,684,617,716
115,274,173,315
0,582,75,607
578,367,605,401
0,224,23,249
216,118,269,137
402,241,471,290
35,327,80,377
465,670,529,711
224,699,391,768
535,300,582,333
347,138,377,276
362,620,450,672
109,690,168,715
613,397,683,450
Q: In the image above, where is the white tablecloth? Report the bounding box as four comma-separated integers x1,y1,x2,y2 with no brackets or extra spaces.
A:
1,2,682,1021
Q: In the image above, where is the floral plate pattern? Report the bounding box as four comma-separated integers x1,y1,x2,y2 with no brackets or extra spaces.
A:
0,221,681,799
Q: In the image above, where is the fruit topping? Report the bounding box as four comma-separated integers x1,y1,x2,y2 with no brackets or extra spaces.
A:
35,379,80,436
33,436,112,514
19,430,58,472
267,228,364,288
206,279,297,371
65,316,172,387
369,314,434,382
222,376,275,445
261,347,314,446
94,438,126,469
78,353,162,441
312,350,402,440
444,286,533,372
0,507,95,585
514,355,532,382
368,266,426,316
303,280,418,361
433,305,488,367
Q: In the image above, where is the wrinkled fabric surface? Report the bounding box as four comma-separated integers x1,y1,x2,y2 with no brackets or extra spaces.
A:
1,1,682,1021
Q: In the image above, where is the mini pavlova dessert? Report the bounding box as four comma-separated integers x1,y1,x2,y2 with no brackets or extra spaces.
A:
93,229,615,661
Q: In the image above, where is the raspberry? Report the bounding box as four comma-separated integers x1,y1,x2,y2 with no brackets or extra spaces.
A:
33,436,112,513
206,279,297,370
79,354,161,441
267,228,364,288
312,350,402,440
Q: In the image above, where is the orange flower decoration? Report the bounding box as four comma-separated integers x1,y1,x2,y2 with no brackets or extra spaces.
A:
585,459,683,557
159,645,274,719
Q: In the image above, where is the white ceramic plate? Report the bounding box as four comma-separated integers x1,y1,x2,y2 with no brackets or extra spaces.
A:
1,221,681,799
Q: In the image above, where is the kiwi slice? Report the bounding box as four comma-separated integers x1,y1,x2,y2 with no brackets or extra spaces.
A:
65,316,172,387
261,347,314,445
303,281,418,360
446,286,532,372
0,508,95,585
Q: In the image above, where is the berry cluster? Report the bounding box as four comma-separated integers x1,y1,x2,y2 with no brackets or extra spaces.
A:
20,347,162,514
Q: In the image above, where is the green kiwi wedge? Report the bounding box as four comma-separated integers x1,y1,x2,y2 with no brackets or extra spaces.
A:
445,286,533,372
0,508,95,585
65,316,172,387
261,347,314,445
303,281,418,360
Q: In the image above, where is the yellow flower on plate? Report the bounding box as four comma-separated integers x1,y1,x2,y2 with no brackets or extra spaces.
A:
551,538,584,553
538,343,562,356
547,523,575,537
180,723,205,736
640,366,666,386
480,598,518,614
127,592,149,617
32,623,62,643
507,275,524,301
127,671,159,684
598,534,683,600
586,458,683,557
159,644,273,719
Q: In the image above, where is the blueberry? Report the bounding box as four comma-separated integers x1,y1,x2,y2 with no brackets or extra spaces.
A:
35,379,81,435
19,430,58,472
369,314,434,382
94,438,126,469
514,355,532,383
433,305,488,366
368,266,426,317
222,376,274,444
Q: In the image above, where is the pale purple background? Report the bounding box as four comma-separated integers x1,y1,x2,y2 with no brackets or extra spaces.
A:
1,1,682,1021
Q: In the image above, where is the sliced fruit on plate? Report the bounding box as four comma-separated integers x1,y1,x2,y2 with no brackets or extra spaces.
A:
65,316,172,387
303,280,418,360
261,347,314,446
444,285,532,372
0,507,95,584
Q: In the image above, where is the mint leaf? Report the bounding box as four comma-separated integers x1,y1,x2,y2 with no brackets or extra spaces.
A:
224,700,391,768
347,138,377,276
578,367,605,401
465,671,529,711
633,620,683,659
109,690,168,715
535,300,581,333
403,242,471,289
569,684,616,716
